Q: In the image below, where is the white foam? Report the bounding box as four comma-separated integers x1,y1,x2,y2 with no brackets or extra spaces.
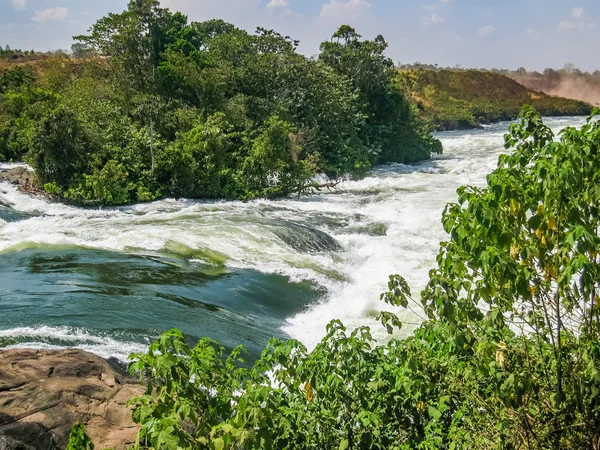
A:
0,326,148,361
0,162,32,170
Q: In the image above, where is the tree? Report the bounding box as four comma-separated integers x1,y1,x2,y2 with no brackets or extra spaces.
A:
74,1,159,91
419,106,600,446
71,43,90,58
28,105,96,190
319,25,441,165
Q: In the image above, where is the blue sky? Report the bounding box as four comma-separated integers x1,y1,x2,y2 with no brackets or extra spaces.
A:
1,0,599,71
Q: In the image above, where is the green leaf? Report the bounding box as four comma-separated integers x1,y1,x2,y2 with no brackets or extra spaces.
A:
213,437,225,450
428,406,442,420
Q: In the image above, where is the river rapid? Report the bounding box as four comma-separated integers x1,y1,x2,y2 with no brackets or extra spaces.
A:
0,117,587,361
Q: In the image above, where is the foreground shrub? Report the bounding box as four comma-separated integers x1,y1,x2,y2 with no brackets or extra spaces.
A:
125,108,600,449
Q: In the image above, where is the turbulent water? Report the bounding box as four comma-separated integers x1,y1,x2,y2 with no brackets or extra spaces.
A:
0,117,588,361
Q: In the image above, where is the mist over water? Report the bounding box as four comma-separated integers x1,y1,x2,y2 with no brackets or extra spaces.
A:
0,117,587,360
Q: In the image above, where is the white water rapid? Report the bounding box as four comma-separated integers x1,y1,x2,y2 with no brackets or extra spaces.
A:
0,117,588,359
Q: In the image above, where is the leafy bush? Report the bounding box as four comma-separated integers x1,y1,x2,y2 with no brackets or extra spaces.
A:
28,105,95,190
66,424,94,450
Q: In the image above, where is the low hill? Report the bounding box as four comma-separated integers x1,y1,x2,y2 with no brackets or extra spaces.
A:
397,69,593,130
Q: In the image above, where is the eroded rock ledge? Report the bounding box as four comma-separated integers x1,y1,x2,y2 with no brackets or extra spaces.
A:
0,166,34,187
0,349,144,450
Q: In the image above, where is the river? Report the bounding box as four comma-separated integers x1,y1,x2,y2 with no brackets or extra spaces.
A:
0,117,587,361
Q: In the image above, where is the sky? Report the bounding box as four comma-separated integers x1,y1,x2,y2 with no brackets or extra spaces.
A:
1,0,599,72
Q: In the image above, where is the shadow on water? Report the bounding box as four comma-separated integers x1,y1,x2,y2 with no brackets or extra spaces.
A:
0,246,321,359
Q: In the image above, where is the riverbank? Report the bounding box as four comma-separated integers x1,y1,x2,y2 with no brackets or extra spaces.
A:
0,348,142,450
0,165,33,187
397,69,593,130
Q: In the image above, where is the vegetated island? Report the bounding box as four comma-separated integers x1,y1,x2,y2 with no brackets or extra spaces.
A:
397,66,593,130
0,2,442,207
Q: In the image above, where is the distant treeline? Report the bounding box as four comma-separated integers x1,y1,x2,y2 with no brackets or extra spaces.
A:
398,62,600,106
397,68,593,130
0,46,69,58
0,46,38,57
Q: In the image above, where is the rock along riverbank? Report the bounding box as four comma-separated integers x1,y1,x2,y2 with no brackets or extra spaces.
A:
0,349,143,450
0,166,33,187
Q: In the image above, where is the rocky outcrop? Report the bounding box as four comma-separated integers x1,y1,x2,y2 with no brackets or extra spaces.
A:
0,349,144,450
0,166,34,187
0,166,57,201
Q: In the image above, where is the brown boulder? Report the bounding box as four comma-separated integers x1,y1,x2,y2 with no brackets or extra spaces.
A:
0,349,144,450
0,167,33,187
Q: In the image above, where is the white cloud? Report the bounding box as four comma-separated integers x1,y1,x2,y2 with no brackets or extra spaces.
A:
423,0,451,14
557,20,575,31
421,13,445,27
558,7,596,32
558,19,596,32
320,0,371,20
477,25,495,37
11,0,27,11
267,0,289,8
525,28,543,43
572,7,584,19
31,7,69,23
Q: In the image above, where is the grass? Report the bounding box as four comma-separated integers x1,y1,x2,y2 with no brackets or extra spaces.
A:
397,69,593,130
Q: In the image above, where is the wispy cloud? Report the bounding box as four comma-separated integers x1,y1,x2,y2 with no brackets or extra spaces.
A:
572,7,584,19
266,0,289,9
31,7,69,23
558,7,596,32
421,13,445,27
525,28,543,43
477,25,495,37
320,0,371,20
11,0,27,11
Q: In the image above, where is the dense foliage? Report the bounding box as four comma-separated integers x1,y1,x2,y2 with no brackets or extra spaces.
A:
112,108,600,449
398,69,593,130
0,1,440,205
